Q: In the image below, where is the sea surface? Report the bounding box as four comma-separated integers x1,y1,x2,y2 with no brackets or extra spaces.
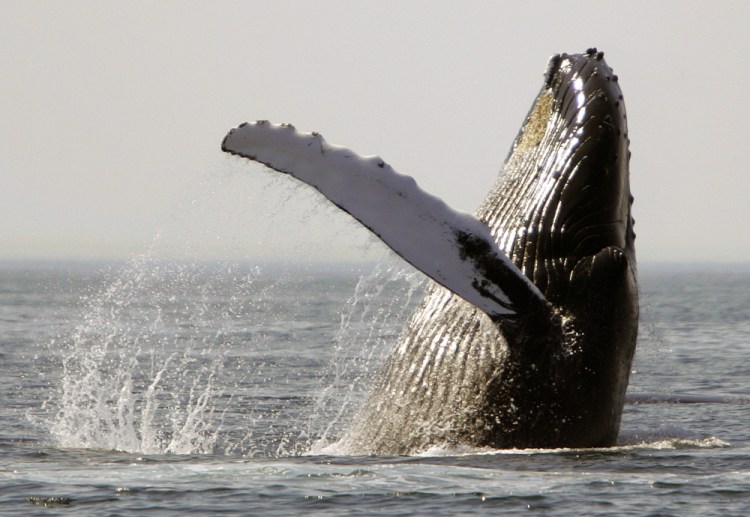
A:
1,259,749,516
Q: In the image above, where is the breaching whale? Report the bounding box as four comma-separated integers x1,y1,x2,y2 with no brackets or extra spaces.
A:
222,49,637,454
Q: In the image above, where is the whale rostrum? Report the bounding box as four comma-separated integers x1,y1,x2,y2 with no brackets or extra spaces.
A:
222,49,638,453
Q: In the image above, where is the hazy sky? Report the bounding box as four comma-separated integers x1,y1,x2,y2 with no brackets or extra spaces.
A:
3,1,749,263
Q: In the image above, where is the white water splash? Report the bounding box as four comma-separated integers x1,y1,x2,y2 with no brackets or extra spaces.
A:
46,256,260,455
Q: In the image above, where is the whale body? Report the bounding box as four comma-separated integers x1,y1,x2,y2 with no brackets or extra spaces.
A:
222,49,638,454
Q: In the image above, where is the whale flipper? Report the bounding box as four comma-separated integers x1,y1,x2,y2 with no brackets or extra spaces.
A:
222,121,546,318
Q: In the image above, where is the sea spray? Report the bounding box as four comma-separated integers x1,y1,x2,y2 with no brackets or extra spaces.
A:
43,254,424,457
46,256,262,455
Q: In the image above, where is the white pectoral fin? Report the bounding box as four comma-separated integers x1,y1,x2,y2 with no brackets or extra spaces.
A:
222,121,546,318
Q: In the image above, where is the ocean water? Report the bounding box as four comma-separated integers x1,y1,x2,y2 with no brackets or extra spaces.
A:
1,259,749,516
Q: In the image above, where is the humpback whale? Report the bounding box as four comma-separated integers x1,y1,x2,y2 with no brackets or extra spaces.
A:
222,49,637,454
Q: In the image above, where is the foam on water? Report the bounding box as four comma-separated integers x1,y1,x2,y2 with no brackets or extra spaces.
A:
415,435,731,458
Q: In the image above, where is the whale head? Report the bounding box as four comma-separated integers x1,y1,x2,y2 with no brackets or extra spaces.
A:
483,49,635,299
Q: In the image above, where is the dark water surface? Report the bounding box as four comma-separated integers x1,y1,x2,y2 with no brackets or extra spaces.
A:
1,260,749,516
